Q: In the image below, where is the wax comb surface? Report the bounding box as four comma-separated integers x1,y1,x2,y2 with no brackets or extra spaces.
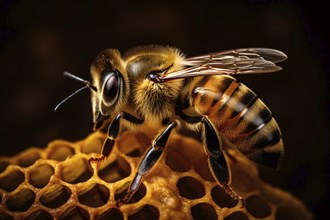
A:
0,132,312,219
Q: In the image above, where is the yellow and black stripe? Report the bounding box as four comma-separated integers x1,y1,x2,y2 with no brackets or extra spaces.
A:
190,75,283,168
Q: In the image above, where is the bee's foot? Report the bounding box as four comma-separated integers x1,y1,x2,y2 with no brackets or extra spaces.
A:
115,199,125,207
88,155,106,164
115,193,133,207
223,185,246,208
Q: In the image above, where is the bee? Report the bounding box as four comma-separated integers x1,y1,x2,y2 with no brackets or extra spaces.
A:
55,45,287,206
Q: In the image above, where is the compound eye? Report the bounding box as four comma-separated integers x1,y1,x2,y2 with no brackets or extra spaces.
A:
102,74,119,106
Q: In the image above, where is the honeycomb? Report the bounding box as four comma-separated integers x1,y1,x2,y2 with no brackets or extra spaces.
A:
0,131,312,220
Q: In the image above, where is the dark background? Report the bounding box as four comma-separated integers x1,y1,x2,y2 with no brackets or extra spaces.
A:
1,0,329,218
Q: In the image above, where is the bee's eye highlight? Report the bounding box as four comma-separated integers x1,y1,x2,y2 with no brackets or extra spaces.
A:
102,74,119,105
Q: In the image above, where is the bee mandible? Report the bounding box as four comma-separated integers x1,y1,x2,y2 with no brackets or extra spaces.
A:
55,46,287,206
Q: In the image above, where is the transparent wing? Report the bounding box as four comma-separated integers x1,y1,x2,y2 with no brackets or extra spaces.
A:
160,48,287,81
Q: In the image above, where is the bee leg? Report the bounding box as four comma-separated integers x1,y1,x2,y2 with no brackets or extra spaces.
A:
89,112,144,163
201,116,246,207
116,121,177,206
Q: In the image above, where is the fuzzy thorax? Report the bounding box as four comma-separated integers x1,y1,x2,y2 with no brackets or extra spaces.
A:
133,78,183,125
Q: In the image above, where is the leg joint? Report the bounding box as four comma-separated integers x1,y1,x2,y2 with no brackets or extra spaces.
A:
152,121,177,151
201,116,222,158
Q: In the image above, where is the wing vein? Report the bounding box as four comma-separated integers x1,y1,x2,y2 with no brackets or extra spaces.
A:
161,48,287,81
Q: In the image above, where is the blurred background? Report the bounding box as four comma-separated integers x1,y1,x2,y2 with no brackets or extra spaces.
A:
0,0,329,218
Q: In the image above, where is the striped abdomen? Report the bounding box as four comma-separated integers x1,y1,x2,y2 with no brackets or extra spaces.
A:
191,75,283,168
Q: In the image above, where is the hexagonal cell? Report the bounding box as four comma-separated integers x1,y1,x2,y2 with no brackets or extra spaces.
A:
0,169,25,192
25,210,53,220
6,188,36,212
0,160,10,173
78,183,109,207
177,176,205,200
127,204,159,220
246,195,271,218
0,211,13,220
193,157,214,181
224,211,248,220
17,149,41,167
59,206,89,220
80,134,104,154
211,185,238,208
61,157,93,184
98,155,131,183
39,184,71,208
96,208,124,220
165,149,191,172
47,142,75,161
191,203,217,220
115,183,146,204
29,163,54,188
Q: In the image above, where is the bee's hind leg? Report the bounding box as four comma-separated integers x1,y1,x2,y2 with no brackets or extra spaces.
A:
116,121,177,206
89,112,144,163
201,116,246,207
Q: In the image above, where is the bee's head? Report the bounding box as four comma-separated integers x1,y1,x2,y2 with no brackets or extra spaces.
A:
90,49,129,130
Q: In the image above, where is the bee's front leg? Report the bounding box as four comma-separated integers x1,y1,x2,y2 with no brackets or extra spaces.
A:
116,121,177,206
89,112,144,163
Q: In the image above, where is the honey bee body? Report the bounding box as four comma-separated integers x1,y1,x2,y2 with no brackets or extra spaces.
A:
58,45,287,205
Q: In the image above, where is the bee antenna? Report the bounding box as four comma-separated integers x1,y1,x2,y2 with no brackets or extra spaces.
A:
63,71,97,92
54,86,88,112
54,71,97,112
